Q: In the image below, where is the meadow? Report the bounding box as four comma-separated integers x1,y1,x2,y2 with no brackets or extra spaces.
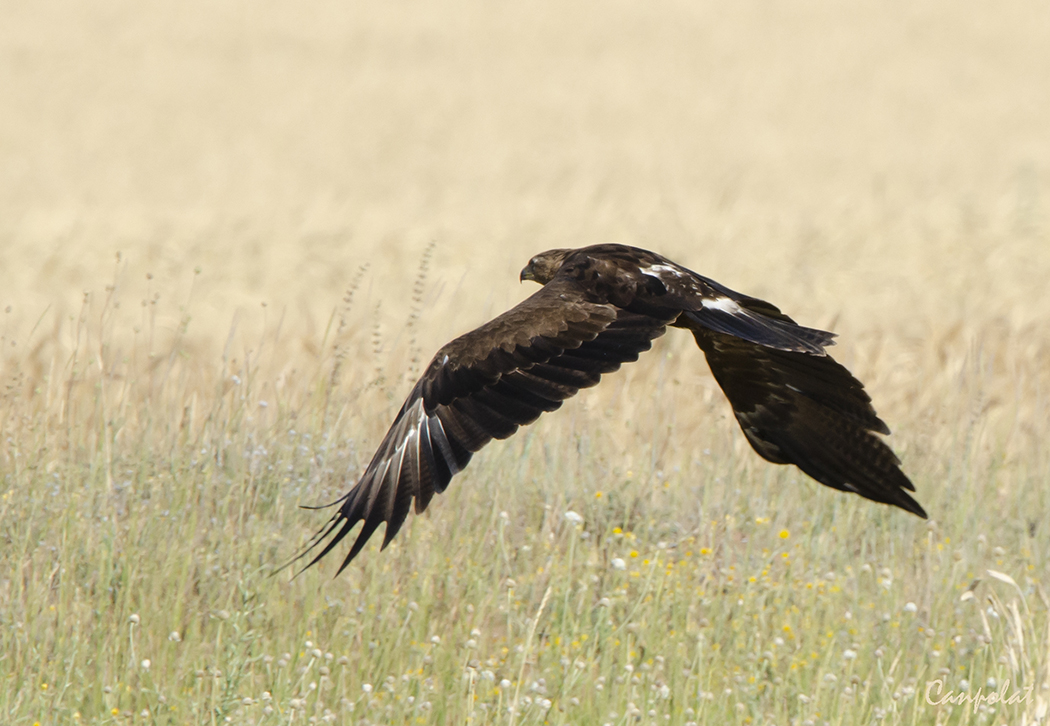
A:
2,1,1049,725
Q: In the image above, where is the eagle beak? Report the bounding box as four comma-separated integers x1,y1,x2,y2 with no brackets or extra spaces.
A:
520,264,536,283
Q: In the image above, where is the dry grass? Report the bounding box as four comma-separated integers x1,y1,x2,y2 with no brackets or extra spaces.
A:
2,1,1050,724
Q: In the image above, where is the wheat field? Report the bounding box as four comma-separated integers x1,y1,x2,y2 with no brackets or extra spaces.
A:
2,1,1049,725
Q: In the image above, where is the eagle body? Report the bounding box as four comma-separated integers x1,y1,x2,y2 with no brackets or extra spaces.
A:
301,244,925,574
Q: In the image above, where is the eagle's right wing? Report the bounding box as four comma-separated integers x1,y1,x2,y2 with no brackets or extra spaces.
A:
297,276,673,573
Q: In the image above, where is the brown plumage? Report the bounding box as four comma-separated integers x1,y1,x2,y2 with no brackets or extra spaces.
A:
298,244,925,574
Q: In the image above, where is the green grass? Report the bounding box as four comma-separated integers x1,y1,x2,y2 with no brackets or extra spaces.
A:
2,254,1048,726
4,0,1050,722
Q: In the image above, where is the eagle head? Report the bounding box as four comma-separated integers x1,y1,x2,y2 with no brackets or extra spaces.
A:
520,248,573,284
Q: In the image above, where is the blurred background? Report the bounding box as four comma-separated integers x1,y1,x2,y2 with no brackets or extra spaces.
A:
2,0,1047,348
3,4,1050,723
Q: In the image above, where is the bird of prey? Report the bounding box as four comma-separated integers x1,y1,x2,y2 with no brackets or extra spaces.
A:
299,244,925,574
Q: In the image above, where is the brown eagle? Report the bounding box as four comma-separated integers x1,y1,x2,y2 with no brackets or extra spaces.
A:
300,244,925,573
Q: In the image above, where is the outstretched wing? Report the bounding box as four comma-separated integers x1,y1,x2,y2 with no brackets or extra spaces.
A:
298,277,675,573
643,256,924,516
685,319,925,518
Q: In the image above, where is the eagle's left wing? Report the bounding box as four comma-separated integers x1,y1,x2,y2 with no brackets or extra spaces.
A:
684,320,926,518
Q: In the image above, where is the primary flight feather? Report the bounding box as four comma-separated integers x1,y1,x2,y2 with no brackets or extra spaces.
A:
299,244,925,574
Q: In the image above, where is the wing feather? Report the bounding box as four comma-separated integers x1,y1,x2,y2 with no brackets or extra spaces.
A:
413,417,440,511
471,386,547,426
521,361,600,388
502,368,580,400
449,397,519,440
427,414,469,479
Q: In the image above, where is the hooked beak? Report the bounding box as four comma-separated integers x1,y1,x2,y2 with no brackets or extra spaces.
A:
519,263,537,283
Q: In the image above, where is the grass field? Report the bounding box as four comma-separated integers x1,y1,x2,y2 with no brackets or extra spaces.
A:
2,1,1050,725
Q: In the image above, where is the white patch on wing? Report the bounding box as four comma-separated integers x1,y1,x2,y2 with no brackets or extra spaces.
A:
388,440,408,490
398,399,426,451
641,263,685,279
701,297,743,313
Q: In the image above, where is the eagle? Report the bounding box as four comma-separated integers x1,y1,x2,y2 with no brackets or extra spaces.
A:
299,244,925,574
